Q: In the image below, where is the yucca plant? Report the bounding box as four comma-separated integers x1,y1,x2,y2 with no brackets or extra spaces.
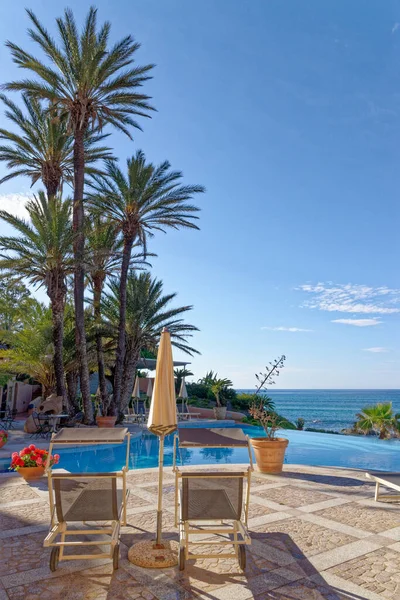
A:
5,7,154,420
210,378,233,408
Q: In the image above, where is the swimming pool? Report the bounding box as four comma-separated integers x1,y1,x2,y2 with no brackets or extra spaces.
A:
8,425,395,474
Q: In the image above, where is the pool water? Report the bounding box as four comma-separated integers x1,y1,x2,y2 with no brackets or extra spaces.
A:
49,425,400,473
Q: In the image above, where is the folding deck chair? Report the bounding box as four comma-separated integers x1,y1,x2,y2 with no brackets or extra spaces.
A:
173,427,253,570
366,471,400,502
44,428,130,571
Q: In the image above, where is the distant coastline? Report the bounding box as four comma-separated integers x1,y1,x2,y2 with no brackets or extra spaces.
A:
236,389,400,431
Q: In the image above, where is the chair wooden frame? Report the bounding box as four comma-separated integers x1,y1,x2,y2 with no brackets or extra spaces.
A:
366,471,400,502
173,428,253,570
43,428,130,571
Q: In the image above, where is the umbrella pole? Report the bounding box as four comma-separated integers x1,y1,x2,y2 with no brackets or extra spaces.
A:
156,434,165,546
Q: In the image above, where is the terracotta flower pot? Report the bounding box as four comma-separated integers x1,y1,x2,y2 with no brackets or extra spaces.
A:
17,466,45,481
213,406,227,420
96,416,117,428
250,437,289,474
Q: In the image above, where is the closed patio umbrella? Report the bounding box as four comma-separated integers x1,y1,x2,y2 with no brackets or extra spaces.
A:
132,376,140,413
128,328,178,567
146,378,153,404
179,377,188,416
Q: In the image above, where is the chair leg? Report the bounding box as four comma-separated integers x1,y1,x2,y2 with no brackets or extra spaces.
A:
375,483,380,502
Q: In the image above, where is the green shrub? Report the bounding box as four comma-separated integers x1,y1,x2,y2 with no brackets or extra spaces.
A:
186,397,211,408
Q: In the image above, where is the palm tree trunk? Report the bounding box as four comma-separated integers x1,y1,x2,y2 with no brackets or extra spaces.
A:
113,235,134,413
66,370,80,413
73,128,93,423
119,343,140,419
93,277,110,415
50,285,67,410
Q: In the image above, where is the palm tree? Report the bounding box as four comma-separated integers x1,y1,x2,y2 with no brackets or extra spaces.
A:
5,7,155,420
86,216,151,415
88,150,204,411
101,271,199,416
0,193,73,406
174,367,193,396
0,94,113,197
355,402,400,439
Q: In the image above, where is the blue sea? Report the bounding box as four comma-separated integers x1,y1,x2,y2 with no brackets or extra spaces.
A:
236,389,400,432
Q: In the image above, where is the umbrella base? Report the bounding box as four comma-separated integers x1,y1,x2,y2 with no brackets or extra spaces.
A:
128,540,179,568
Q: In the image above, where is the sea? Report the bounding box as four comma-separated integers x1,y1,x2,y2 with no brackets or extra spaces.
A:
236,389,400,432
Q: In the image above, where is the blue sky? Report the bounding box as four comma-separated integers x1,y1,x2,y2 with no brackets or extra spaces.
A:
0,0,399,388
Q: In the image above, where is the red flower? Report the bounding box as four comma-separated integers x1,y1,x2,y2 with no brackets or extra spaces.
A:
28,444,36,451
11,452,18,459
53,454,60,464
36,456,43,466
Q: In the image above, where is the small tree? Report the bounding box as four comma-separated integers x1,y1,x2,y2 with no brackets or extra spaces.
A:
210,377,233,408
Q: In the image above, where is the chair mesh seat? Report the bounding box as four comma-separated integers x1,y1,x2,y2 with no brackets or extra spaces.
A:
54,477,124,522
181,475,243,521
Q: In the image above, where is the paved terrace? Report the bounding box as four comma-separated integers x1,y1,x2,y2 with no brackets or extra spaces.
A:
0,460,400,600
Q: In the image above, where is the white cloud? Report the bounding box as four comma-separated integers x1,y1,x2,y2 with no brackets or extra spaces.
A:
332,318,382,327
363,347,389,353
299,282,400,315
0,194,31,219
392,23,400,33
261,326,313,332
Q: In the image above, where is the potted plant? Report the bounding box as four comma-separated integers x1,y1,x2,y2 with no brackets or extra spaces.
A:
249,401,289,473
95,393,117,428
248,355,289,473
9,444,59,480
0,430,8,449
210,377,232,420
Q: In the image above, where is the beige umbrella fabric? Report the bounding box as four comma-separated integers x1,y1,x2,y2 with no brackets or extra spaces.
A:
129,328,178,567
147,330,177,436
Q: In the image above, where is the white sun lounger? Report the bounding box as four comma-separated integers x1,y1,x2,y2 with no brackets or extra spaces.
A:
366,471,400,502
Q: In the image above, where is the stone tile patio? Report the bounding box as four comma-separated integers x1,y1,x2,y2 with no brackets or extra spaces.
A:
0,462,399,599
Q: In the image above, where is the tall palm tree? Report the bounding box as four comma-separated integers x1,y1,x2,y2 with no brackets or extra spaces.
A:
5,7,155,420
102,271,200,416
0,94,113,197
0,193,73,405
88,151,204,411
86,216,151,414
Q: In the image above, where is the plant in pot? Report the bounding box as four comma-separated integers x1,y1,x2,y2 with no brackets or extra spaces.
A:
0,430,8,449
210,377,232,420
95,390,117,428
9,444,59,480
248,355,288,473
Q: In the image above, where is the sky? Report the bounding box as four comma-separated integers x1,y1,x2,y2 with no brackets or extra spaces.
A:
0,0,399,389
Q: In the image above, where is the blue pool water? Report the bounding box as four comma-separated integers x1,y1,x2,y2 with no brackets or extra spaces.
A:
25,425,400,473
